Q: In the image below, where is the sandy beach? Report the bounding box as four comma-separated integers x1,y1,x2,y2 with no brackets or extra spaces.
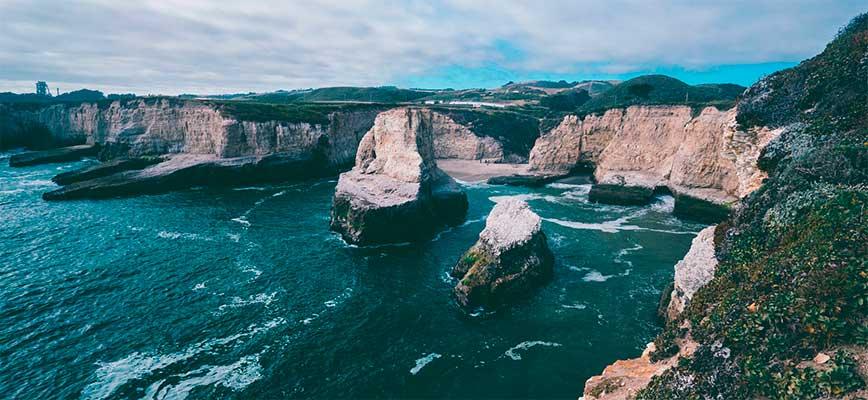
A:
436,159,531,183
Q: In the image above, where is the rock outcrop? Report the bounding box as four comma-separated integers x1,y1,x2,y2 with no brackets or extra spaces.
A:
329,108,468,246
8,144,99,167
450,198,553,309
528,106,781,216
666,225,718,321
582,339,698,400
430,111,503,161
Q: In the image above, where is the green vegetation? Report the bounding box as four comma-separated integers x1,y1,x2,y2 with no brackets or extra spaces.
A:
638,13,868,399
209,100,389,124
578,75,744,114
539,89,591,111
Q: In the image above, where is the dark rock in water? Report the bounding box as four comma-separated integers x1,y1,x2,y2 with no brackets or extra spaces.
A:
52,157,164,185
330,108,468,246
9,145,99,167
43,153,327,200
487,174,563,187
588,184,654,205
672,194,731,224
451,198,554,309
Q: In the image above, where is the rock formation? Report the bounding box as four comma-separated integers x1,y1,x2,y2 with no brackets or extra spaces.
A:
430,111,503,161
666,225,718,321
451,198,553,309
528,106,781,219
329,108,468,246
8,144,99,167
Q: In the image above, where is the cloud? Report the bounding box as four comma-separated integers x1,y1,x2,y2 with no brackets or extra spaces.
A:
0,0,863,94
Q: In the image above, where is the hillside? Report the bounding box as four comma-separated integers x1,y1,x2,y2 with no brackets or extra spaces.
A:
578,75,745,114
636,13,867,399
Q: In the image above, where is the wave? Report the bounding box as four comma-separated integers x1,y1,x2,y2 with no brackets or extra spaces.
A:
504,341,562,361
81,318,284,400
157,231,214,241
581,269,631,282
410,353,442,375
142,354,263,400
217,292,277,312
543,217,697,235
560,303,587,310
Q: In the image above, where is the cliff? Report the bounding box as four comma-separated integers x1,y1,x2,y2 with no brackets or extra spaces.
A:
529,105,780,205
585,13,867,399
330,108,468,245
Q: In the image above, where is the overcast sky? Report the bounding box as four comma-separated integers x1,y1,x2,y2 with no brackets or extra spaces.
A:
0,1,864,95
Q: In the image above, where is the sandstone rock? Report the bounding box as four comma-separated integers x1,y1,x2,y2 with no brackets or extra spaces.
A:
451,198,553,309
528,106,781,211
582,338,698,400
430,111,503,161
43,152,326,200
9,145,99,167
329,108,468,246
667,225,718,321
52,157,163,185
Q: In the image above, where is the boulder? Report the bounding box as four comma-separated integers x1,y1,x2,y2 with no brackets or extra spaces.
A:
329,108,468,246
451,198,554,309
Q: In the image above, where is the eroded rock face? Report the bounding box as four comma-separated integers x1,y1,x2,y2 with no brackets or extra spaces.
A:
1,99,381,170
529,106,782,207
451,198,553,309
430,111,503,161
330,108,468,245
667,225,718,321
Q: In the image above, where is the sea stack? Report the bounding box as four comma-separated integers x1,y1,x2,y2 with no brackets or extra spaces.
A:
451,198,554,309
329,108,468,246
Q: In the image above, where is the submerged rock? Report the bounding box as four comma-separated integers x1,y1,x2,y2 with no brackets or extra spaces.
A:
588,183,654,206
9,145,99,167
451,198,553,309
486,173,562,187
329,108,468,246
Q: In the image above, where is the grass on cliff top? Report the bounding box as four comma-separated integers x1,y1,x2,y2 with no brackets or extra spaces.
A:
637,13,868,400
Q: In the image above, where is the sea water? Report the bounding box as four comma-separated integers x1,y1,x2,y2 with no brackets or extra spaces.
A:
0,151,705,399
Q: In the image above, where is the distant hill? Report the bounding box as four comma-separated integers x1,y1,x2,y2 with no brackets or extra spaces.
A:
579,75,745,113
246,86,433,103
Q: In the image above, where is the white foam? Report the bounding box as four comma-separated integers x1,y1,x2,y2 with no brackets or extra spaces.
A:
650,195,675,213
504,341,562,361
217,292,277,312
231,217,251,227
546,182,586,190
560,303,587,310
82,318,284,400
582,269,631,282
192,283,206,291
157,231,213,241
410,353,442,375
226,233,241,243
142,354,263,400
543,217,696,235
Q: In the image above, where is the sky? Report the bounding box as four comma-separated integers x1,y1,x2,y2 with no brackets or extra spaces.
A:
0,1,864,95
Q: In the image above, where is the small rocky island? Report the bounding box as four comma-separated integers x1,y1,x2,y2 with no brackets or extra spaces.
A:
451,198,554,309
330,108,468,246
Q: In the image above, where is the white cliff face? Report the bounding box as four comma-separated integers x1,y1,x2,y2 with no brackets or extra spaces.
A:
667,225,718,320
8,99,381,170
430,111,503,161
529,106,782,204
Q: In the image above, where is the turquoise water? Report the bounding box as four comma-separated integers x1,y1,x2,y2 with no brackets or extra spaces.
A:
0,151,705,399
